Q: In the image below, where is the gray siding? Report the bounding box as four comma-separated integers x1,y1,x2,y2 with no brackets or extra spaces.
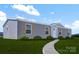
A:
3,19,71,39
17,21,51,39
17,21,26,39
58,27,71,38
31,23,51,38
3,20,18,39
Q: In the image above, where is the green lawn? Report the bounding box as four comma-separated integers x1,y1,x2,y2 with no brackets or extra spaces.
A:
55,37,79,54
0,37,52,54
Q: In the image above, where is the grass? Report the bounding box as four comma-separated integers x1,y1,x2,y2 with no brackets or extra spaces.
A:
55,37,79,54
0,37,52,54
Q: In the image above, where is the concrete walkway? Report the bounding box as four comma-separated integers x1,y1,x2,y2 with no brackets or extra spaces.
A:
42,39,59,54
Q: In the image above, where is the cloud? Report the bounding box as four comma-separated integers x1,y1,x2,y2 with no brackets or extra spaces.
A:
54,19,61,23
65,20,79,29
12,4,40,16
16,16,25,19
39,18,54,25
72,20,79,29
16,16,36,22
64,24,70,28
0,11,7,32
50,12,55,14
28,19,36,22
65,20,79,34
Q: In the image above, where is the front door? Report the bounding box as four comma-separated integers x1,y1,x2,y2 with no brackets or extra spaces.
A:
51,27,58,38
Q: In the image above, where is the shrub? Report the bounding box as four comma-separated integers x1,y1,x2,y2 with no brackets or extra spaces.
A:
65,36,71,39
71,36,76,39
33,36,42,40
0,36,3,39
19,36,29,40
72,34,79,37
46,36,54,40
58,36,64,40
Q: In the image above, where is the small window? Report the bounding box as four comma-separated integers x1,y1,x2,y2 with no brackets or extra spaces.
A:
53,28,55,30
45,31,49,34
26,24,32,34
45,27,49,34
6,28,8,31
67,33,70,35
26,25,31,30
59,32,61,35
26,30,31,34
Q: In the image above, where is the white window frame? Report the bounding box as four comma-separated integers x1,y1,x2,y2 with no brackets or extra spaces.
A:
26,24,32,35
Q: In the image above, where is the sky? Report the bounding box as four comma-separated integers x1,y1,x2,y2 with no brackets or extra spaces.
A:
0,4,79,34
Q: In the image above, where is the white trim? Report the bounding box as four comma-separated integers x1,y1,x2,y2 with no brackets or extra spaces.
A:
25,24,32,35
51,27,58,38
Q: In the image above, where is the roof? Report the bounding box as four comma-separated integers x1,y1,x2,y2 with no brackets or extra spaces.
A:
3,18,71,30
3,18,50,27
3,19,17,27
50,23,64,27
17,18,50,26
50,23,71,30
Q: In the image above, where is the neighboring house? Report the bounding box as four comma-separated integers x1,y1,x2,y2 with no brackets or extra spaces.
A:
3,18,71,39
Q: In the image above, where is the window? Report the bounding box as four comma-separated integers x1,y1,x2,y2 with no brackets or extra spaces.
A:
53,28,55,30
26,30,31,34
6,27,8,31
59,32,61,35
26,24,32,34
45,27,49,34
45,31,49,34
67,33,70,36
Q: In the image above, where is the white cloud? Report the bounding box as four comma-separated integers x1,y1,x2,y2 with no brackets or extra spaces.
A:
28,19,36,22
12,4,40,16
54,19,61,23
65,20,79,34
65,20,79,29
72,20,79,29
16,16,36,22
50,12,55,14
64,24,70,28
0,11,7,32
16,16,25,19
39,18,54,25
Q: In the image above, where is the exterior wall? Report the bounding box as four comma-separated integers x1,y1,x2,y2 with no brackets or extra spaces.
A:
67,29,71,37
58,27,71,38
3,19,71,39
17,21,26,39
50,24,71,38
17,21,51,39
3,20,18,39
31,23,51,38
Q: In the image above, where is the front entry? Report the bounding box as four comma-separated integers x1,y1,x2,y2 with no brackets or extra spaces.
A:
51,27,58,38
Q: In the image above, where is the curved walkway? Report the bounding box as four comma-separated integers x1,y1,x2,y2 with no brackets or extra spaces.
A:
42,39,59,54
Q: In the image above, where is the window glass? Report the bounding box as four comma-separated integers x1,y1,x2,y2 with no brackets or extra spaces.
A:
26,24,31,34
59,32,61,35
45,27,49,34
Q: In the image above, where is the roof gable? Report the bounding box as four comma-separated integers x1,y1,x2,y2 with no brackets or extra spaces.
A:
3,19,17,27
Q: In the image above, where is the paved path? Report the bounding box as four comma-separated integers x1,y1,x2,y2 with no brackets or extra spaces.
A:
42,39,59,54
